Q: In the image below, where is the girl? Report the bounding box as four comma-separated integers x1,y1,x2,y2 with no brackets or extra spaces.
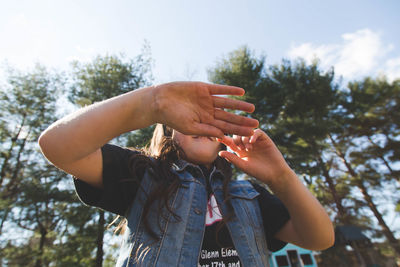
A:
39,81,334,266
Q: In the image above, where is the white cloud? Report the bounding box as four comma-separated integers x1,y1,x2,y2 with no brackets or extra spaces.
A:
287,29,397,81
336,29,389,76
287,42,340,68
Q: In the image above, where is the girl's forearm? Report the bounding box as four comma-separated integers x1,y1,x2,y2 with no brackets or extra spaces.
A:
39,86,156,167
269,170,335,250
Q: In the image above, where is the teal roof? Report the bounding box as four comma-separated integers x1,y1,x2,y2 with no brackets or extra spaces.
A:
269,243,318,267
272,243,314,255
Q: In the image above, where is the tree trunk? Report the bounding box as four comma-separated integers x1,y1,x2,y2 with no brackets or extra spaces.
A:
0,128,29,234
34,226,47,267
0,206,10,235
329,135,400,256
0,144,13,187
351,241,367,267
95,210,105,267
367,136,399,182
2,134,29,200
0,115,26,187
355,179,400,255
317,155,348,222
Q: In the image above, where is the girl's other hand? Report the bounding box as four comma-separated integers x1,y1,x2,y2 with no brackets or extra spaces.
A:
217,129,292,186
151,82,259,138
219,129,335,251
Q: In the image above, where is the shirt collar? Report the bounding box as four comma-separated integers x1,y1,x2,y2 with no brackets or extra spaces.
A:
171,159,195,172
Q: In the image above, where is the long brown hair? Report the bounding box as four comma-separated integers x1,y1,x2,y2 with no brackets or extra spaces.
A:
113,124,234,243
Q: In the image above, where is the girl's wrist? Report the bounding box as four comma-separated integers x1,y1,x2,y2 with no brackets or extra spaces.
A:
125,84,160,129
147,85,162,125
148,83,168,125
265,168,298,195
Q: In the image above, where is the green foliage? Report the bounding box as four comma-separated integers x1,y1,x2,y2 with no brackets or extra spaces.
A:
69,50,154,149
209,47,336,176
125,124,155,148
69,49,152,106
0,64,66,266
339,77,400,183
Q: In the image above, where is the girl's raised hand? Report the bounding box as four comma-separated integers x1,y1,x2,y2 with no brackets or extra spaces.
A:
152,82,259,138
218,129,292,185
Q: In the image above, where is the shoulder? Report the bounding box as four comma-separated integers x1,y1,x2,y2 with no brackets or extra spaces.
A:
102,143,143,156
228,180,261,200
101,144,147,164
101,144,155,180
233,180,286,207
249,181,273,196
229,180,271,195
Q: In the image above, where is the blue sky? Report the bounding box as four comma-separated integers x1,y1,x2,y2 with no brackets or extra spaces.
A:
1,0,399,83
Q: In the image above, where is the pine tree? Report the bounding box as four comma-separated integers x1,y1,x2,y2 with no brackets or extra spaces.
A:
0,64,64,265
331,77,400,256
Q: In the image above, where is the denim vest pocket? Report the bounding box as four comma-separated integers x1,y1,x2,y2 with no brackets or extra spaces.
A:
228,182,262,231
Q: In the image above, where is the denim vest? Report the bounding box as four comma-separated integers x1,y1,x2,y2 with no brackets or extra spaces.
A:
116,160,270,267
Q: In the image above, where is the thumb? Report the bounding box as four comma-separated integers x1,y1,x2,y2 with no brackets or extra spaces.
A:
219,151,247,170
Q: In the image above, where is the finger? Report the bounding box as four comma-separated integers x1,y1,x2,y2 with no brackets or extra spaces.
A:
208,84,245,96
213,96,255,113
218,151,247,170
209,119,255,136
249,129,265,144
242,136,252,150
214,109,259,127
191,122,224,138
242,136,250,145
217,135,234,147
217,136,241,153
233,135,245,150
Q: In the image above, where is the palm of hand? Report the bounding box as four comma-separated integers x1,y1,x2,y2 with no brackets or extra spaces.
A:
160,83,214,132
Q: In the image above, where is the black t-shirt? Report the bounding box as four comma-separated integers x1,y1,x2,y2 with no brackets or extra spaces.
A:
74,144,290,265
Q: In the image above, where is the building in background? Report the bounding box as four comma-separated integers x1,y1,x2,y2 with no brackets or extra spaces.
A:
269,243,318,267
